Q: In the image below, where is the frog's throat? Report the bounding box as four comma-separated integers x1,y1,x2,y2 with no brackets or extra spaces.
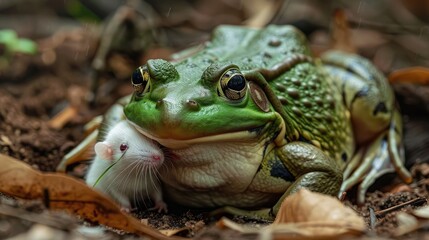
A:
129,112,287,149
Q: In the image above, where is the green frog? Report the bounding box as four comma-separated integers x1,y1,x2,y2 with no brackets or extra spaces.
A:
123,25,412,219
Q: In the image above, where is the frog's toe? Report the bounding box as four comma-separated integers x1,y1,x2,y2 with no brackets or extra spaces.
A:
341,134,384,194
387,113,413,184
356,144,397,204
341,133,397,204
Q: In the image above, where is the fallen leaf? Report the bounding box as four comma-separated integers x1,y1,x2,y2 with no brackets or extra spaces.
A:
395,204,429,236
216,189,366,239
331,9,356,53
0,153,184,240
389,67,429,84
413,206,429,219
271,189,366,237
0,135,12,146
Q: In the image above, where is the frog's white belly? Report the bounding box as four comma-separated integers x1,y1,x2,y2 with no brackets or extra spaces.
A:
159,140,285,208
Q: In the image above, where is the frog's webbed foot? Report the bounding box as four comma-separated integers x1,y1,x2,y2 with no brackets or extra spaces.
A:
341,111,412,204
210,206,274,221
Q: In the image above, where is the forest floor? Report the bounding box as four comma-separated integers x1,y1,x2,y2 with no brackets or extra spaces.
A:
1,0,429,239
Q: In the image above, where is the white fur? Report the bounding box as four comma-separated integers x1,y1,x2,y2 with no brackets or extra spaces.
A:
86,120,167,212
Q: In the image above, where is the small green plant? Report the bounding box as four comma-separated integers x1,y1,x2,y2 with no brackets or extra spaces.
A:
0,29,37,55
0,29,37,69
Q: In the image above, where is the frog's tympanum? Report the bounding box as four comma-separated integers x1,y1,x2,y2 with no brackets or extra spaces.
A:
124,25,412,219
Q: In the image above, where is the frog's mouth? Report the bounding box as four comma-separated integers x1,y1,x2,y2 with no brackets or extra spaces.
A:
128,113,286,149
131,123,260,149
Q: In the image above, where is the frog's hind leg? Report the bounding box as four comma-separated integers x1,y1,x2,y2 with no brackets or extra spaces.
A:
339,112,411,203
342,131,398,203
356,110,411,203
322,51,412,203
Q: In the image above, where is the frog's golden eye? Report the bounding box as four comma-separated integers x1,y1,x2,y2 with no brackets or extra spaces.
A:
131,66,151,96
219,68,247,100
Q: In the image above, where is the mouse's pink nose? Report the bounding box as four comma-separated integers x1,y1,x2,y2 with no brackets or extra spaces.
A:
152,154,161,161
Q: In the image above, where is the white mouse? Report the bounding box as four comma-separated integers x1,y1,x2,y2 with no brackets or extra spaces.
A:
86,120,167,212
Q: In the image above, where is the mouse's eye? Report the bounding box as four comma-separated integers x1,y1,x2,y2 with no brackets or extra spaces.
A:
119,143,128,152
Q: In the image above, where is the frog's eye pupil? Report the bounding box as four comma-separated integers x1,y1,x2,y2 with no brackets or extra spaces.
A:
131,69,144,85
131,66,150,96
219,68,247,101
120,143,128,152
227,75,246,91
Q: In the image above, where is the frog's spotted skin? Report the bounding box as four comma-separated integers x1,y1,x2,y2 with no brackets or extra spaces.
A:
124,25,411,219
265,60,354,162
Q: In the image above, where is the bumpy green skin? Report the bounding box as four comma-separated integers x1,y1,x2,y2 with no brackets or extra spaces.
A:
124,25,401,219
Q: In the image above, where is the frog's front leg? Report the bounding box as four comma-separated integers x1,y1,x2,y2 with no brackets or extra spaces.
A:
271,141,342,215
214,141,342,220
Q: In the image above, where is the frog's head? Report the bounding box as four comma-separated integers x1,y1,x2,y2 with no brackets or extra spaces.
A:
124,59,283,148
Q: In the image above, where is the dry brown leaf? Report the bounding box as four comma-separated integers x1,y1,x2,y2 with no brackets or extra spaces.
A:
388,67,429,84
331,9,356,53
0,135,12,146
216,189,366,239
413,205,429,218
271,189,366,237
0,153,184,240
395,205,429,236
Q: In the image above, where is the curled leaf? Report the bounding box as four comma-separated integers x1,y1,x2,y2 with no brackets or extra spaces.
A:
216,189,366,239
395,204,429,236
271,189,366,237
0,153,183,240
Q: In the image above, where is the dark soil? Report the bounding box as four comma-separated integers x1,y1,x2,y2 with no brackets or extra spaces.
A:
1,1,429,239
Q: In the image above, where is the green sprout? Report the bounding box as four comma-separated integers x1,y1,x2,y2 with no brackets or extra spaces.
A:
0,29,37,69
0,29,37,55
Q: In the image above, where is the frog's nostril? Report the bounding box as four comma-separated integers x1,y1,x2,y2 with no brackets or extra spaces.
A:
156,99,164,108
186,99,200,111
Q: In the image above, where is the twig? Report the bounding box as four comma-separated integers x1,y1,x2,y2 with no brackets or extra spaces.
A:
375,197,427,217
48,105,78,129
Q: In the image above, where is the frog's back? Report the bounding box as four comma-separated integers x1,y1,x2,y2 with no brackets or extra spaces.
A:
174,25,310,71
213,25,354,163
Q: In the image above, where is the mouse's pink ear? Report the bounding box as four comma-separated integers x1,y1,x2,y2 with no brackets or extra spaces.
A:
94,142,113,161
